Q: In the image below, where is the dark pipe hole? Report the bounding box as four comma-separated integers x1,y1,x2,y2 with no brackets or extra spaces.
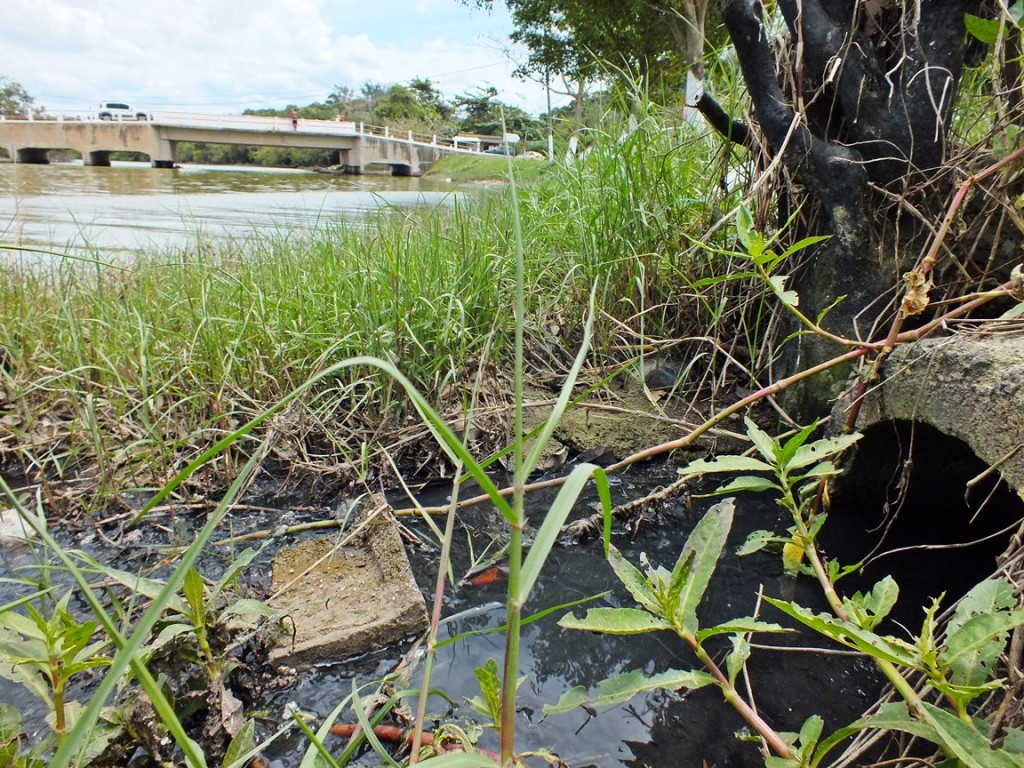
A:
822,420,1024,628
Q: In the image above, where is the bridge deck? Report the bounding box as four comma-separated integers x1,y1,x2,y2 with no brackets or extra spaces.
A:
0,112,500,175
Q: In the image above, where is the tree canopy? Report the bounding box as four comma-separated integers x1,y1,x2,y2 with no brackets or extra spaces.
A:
464,1,727,97
0,76,36,116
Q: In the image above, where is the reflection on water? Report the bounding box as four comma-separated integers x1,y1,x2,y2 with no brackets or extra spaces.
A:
0,161,464,256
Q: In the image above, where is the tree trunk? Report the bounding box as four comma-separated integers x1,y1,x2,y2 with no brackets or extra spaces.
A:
715,0,975,416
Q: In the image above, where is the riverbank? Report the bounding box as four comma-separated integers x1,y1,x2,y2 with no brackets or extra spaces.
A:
0,114,731,513
424,153,551,183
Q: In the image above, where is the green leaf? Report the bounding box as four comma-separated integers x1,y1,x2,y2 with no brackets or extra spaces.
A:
470,659,502,725
716,476,781,495
682,456,774,475
0,703,20,743
1001,302,1024,319
695,619,789,643
1003,727,1024,756
143,623,199,659
221,719,255,768
792,461,839,482
842,576,900,631
544,668,716,715
606,546,661,615
768,274,799,306
744,416,779,464
69,554,190,616
965,13,1001,44
787,433,861,471
211,548,260,605
184,567,206,625
918,702,1017,768
667,548,695,612
949,580,1016,633
777,422,820,468
518,463,610,603
558,607,672,635
779,235,832,261
799,715,824,755
813,701,937,766
736,529,778,556
219,598,278,631
764,597,922,668
736,204,764,258
672,499,735,635
942,611,1024,687
726,635,750,686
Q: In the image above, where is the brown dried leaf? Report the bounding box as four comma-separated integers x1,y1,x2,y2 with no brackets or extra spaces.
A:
901,267,934,317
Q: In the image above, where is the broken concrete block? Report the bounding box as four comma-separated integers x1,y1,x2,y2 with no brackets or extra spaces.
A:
267,496,427,666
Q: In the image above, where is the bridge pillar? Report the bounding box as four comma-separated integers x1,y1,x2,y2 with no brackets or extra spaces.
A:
148,137,177,169
84,150,112,167
15,147,50,164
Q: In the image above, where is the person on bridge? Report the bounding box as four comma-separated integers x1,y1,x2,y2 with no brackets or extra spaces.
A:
290,108,298,131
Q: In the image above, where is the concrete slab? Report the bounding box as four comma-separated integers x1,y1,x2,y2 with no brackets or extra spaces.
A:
846,330,1024,495
267,495,427,666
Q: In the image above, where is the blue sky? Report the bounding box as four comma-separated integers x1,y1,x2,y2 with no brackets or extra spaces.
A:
2,0,568,117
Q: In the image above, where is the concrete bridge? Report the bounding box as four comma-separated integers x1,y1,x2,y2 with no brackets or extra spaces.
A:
0,112,491,176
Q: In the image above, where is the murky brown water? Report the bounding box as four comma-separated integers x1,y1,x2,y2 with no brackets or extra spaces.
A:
0,161,464,257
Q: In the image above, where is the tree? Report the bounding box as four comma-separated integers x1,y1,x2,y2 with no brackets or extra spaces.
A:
360,82,387,113
453,86,539,136
408,77,454,121
699,0,1021,414
464,1,724,113
0,77,35,116
372,85,434,128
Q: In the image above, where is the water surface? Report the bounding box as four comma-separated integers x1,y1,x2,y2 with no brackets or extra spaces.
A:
0,161,463,256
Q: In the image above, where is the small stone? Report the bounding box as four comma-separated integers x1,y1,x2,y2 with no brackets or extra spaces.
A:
0,508,37,545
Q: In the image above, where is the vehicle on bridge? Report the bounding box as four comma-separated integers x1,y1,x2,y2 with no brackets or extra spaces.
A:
97,102,149,121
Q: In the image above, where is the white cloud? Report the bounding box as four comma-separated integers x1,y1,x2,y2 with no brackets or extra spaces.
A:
1,0,570,116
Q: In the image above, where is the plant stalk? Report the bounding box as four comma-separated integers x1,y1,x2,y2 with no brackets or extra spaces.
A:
687,637,795,759
500,137,527,767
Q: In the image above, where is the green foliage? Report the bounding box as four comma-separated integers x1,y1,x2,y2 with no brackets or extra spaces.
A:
552,497,790,753
546,668,715,714
0,703,27,767
78,547,275,679
0,591,112,748
468,658,504,728
462,0,695,94
686,416,860,576
965,2,1023,44
945,579,1019,688
0,76,35,116
453,86,539,136
678,418,1024,765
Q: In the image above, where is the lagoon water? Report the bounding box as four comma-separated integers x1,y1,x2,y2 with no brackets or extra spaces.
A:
0,160,463,258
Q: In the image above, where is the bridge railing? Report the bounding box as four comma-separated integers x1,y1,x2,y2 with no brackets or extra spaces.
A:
6,110,494,154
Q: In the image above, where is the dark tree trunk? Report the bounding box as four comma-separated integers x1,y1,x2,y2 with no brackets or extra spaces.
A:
712,0,976,416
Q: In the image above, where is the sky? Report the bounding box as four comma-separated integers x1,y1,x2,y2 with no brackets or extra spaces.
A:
2,0,569,118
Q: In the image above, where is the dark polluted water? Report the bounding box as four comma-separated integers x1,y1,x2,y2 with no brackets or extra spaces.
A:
258,462,886,767
0,456,1008,767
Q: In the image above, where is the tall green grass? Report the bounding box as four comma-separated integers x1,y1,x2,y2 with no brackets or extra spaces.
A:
0,97,741,505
